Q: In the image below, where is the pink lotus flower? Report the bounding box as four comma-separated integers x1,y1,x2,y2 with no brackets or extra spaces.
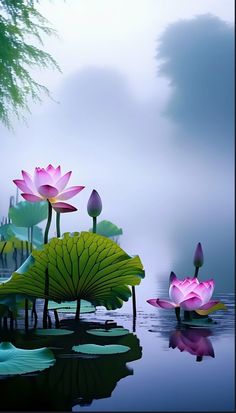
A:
13,165,85,213
169,328,215,358
147,272,219,311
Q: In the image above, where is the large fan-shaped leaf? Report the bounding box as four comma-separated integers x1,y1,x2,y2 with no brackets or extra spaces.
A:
0,232,144,309
9,201,48,228
0,342,55,375
90,220,123,238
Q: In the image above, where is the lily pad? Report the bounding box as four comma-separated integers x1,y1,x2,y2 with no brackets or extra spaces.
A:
34,329,74,336
72,344,130,355
48,300,96,313
182,318,217,327
0,342,55,375
86,328,129,337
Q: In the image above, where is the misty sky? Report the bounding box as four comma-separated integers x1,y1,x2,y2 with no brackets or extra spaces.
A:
1,0,234,294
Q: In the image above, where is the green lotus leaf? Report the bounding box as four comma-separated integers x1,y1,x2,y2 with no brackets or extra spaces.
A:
48,300,96,313
86,328,129,337
182,318,217,327
0,240,14,254
34,329,74,336
0,223,43,248
195,302,227,316
9,201,48,228
0,232,145,310
72,344,130,355
90,220,123,238
0,342,55,375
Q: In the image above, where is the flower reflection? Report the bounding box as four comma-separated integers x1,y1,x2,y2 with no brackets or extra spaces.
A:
169,328,215,362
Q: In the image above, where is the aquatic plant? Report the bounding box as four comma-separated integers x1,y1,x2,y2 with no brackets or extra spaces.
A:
0,342,55,375
147,243,226,323
0,232,144,317
87,189,102,233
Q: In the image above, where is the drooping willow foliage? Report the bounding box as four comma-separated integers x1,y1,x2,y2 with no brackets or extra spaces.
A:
0,0,60,128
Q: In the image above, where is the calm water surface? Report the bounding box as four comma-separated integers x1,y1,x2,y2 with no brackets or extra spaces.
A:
0,278,235,412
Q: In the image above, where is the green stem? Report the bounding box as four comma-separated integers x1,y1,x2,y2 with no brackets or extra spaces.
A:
194,266,199,278
44,201,52,244
56,212,61,237
92,217,97,233
30,226,34,252
132,286,137,318
75,299,81,320
175,307,181,322
43,268,49,329
25,299,28,330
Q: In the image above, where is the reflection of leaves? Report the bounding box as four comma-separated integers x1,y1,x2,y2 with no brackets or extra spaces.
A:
9,201,48,227
0,232,144,309
0,326,142,411
0,342,55,375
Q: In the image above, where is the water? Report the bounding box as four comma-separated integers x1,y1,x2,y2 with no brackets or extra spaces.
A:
0,280,234,411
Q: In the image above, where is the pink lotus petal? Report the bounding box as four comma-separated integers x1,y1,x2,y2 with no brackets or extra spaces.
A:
34,168,53,189
53,165,61,180
21,193,43,202
147,299,176,309
38,185,59,198
169,272,177,284
193,283,213,305
51,202,77,213
56,171,72,192
21,170,35,192
169,285,185,305
180,296,203,310
13,179,33,194
198,300,220,310
58,186,85,200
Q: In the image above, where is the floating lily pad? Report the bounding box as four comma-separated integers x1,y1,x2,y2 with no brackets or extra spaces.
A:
182,318,217,327
0,342,55,376
86,328,129,337
34,329,74,336
48,300,96,313
72,344,130,355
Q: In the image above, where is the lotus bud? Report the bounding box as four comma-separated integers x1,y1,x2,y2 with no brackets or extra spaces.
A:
194,242,204,268
87,190,102,218
9,196,15,208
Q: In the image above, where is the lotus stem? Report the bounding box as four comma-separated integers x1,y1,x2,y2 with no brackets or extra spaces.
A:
43,202,52,328
175,307,181,322
196,356,203,362
9,310,14,330
54,310,60,327
194,266,199,278
75,299,81,320
132,286,137,318
56,212,61,237
25,299,28,330
184,310,192,321
43,268,49,328
30,226,34,252
31,299,38,324
44,201,52,244
3,316,8,329
92,217,97,233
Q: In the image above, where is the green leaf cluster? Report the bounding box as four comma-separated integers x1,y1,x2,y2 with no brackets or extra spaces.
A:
0,231,145,309
0,0,60,128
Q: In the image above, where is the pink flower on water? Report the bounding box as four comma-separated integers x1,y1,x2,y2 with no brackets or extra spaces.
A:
13,165,85,213
147,272,219,311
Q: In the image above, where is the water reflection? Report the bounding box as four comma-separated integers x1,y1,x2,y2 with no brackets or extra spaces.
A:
169,328,215,362
0,323,142,411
